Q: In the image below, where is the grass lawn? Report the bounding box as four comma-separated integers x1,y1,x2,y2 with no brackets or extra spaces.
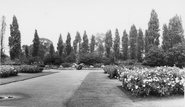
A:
0,70,57,85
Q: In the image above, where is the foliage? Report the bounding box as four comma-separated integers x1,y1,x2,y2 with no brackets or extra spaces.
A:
103,65,119,79
122,30,128,60
61,62,71,68
137,29,144,62
49,43,55,56
90,35,95,53
43,54,64,65
120,66,185,96
82,31,89,53
165,43,185,68
113,29,120,60
105,30,113,58
18,65,43,73
57,34,64,56
162,24,170,51
129,25,137,59
0,16,6,63
142,46,165,66
0,65,18,78
65,33,72,56
73,31,81,53
9,15,21,60
144,30,149,53
65,51,76,63
32,29,40,57
147,9,160,46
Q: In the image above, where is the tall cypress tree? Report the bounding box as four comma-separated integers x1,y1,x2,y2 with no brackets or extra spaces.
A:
90,35,95,53
49,43,55,56
144,30,149,53
57,34,64,56
32,29,40,57
113,29,120,60
129,25,137,59
65,32,72,56
73,31,81,53
82,31,89,53
105,30,113,58
25,45,29,58
0,16,6,62
162,24,170,51
122,30,128,60
148,9,160,47
137,29,144,62
9,15,21,60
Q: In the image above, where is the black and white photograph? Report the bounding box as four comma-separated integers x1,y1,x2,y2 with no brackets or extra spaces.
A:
0,0,185,107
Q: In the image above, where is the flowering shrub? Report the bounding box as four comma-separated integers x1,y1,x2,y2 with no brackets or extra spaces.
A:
0,65,19,77
18,65,43,73
103,65,119,79
120,66,185,96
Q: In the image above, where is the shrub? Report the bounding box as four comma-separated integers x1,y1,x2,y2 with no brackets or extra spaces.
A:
143,46,165,66
120,66,185,96
61,62,71,68
18,65,43,73
0,65,19,78
103,65,119,79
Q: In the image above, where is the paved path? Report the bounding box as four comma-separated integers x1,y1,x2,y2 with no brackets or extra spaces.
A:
0,70,91,107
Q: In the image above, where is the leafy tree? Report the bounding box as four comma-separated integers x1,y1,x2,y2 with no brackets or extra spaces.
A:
73,31,81,53
147,9,160,47
144,30,149,53
9,15,21,60
82,31,89,53
122,30,128,60
168,15,184,48
49,43,55,56
113,29,120,60
162,24,170,51
105,30,113,58
32,29,40,57
90,35,95,53
129,25,137,59
25,45,29,58
65,32,72,56
137,29,144,62
0,16,6,63
57,34,64,56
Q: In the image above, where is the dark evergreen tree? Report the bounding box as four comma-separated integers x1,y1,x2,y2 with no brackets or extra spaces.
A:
57,34,64,56
25,45,29,58
137,29,144,62
65,32,72,56
73,31,81,53
0,16,6,62
82,31,89,53
129,25,137,59
144,30,149,53
105,30,113,58
32,29,40,57
162,24,170,51
9,15,21,60
122,30,128,60
113,29,120,60
148,9,160,47
49,43,55,56
90,35,95,53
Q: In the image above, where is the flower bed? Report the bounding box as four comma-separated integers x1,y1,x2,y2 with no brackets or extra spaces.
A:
120,66,185,96
0,65,19,78
18,65,43,73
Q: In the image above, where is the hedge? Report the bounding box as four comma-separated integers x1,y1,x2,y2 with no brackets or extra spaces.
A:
0,65,19,78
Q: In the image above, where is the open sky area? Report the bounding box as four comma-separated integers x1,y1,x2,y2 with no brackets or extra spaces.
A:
0,0,185,54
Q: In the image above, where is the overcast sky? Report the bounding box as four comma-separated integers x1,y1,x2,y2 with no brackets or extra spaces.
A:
0,0,185,53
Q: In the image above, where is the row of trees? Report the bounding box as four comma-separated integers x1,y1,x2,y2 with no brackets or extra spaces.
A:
0,9,184,66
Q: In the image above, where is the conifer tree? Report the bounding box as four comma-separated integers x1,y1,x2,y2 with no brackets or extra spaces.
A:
90,35,95,53
122,30,128,60
82,31,89,53
65,33,72,56
129,25,137,59
113,29,120,60
73,31,81,53
105,30,112,58
137,29,144,62
32,29,40,57
57,34,64,56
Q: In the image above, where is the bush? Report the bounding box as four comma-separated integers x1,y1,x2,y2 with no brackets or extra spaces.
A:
61,62,71,68
103,65,119,79
165,43,185,68
143,46,165,66
18,65,43,73
120,66,185,96
44,54,64,65
0,65,19,77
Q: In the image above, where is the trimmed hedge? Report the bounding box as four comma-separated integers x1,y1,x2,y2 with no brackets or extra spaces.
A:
0,65,19,78
18,65,43,73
